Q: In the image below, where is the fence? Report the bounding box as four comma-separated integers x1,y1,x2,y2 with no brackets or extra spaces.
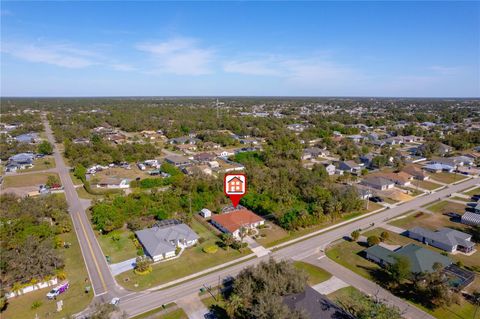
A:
5,277,58,299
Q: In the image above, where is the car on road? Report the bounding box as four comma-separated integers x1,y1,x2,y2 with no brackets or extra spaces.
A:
369,196,383,203
110,297,120,306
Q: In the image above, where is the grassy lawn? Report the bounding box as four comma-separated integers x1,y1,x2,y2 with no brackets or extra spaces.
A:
293,261,332,285
92,166,150,181
130,303,177,319
97,229,138,263
464,186,480,197
327,285,359,303
389,210,470,231
157,308,188,319
258,206,385,248
426,200,466,215
2,172,59,188
21,157,56,172
430,172,468,184
116,219,251,290
1,231,93,319
69,171,83,185
451,196,471,202
411,179,443,190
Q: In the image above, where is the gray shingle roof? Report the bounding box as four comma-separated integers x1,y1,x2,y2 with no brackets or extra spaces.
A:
365,243,452,273
409,227,474,249
135,223,199,257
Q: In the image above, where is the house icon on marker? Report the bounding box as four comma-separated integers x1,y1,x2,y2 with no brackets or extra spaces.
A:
227,176,244,193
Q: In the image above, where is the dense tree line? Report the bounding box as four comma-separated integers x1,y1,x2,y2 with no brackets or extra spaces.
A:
0,194,70,288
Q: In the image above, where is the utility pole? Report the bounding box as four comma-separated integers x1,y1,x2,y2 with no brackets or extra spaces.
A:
216,98,220,119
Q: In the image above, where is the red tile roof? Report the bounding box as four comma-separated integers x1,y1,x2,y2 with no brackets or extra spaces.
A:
211,208,264,233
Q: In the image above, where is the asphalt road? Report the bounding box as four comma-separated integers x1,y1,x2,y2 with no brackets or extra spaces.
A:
118,176,478,318
42,116,122,300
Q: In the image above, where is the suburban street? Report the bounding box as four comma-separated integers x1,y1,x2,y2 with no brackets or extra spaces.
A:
42,116,123,300
42,114,479,319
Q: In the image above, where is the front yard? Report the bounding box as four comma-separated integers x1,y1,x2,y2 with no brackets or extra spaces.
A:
1,231,93,319
115,219,252,290
464,186,480,197
293,261,332,285
426,200,466,215
21,156,56,172
411,179,443,190
430,172,468,184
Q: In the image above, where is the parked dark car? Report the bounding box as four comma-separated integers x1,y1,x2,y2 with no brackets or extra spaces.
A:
369,196,384,203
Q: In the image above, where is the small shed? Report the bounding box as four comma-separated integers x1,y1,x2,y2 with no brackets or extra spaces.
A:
200,208,212,218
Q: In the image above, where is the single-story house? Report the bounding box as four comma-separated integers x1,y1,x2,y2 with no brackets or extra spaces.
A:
461,212,480,226
216,149,235,158
423,163,455,173
211,208,265,239
96,177,129,189
164,155,191,167
347,135,364,143
354,185,373,200
407,227,475,254
402,165,429,180
301,147,329,160
323,163,336,176
360,176,395,190
371,172,413,186
175,144,198,152
135,220,199,262
337,160,364,175
283,286,352,319
168,136,201,145
193,152,217,163
15,133,39,143
364,243,452,274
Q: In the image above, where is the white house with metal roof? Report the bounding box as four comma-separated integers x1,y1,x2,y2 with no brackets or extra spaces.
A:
407,227,475,254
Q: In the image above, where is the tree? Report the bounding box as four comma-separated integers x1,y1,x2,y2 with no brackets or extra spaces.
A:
386,255,411,285
367,235,381,247
225,293,243,318
134,256,152,273
351,230,360,241
380,231,390,242
220,234,235,250
338,290,403,319
37,140,53,155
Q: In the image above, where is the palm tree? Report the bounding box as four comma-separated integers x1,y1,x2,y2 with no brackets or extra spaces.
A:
226,293,243,318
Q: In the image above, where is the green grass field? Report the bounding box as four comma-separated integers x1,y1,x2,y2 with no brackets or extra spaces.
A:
157,308,188,319
411,179,443,190
430,172,468,184
464,186,480,197
2,172,59,188
21,157,56,172
293,261,332,285
116,219,251,290
1,231,93,319
97,229,138,263
426,200,466,215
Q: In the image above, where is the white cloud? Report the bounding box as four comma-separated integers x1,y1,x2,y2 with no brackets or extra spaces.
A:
2,42,97,68
136,37,214,75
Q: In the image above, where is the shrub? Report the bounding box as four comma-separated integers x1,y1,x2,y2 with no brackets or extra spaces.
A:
367,235,381,247
203,245,218,254
198,237,206,244
351,230,360,241
380,231,390,242
31,300,42,309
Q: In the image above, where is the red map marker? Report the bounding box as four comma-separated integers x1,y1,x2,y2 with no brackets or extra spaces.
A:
224,173,247,208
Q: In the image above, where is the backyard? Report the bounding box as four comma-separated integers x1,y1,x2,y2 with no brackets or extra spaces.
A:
1,231,93,319
115,219,252,290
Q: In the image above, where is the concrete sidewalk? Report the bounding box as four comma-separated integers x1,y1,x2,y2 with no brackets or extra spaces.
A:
311,276,349,295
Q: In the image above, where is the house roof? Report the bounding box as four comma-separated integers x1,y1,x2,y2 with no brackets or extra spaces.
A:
135,222,199,257
362,176,394,188
15,133,38,143
424,163,454,171
9,153,35,163
462,212,480,226
211,208,264,233
371,172,412,184
165,155,190,165
365,243,452,273
402,165,427,177
283,286,352,319
408,227,474,249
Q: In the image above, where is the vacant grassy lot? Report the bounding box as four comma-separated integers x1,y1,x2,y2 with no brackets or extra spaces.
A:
411,179,443,190
293,261,332,285
2,172,59,188
116,219,251,290
464,186,480,197
426,200,466,215
389,210,469,231
22,157,56,172
258,205,385,248
157,308,188,319
97,229,138,263
2,231,93,319
92,166,150,182
430,172,468,184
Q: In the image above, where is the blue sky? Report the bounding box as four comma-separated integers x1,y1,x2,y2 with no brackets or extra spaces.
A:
1,1,479,97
